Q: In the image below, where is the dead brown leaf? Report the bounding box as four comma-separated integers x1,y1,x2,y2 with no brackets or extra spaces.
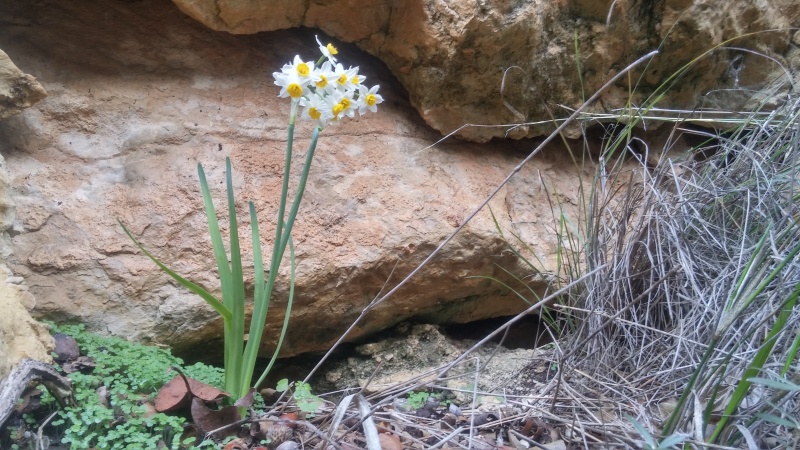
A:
154,369,228,412
379,432,403,450
222,437,249,450
190,397,241,440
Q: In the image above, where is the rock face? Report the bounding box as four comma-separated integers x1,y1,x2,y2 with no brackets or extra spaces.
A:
0,263,54,379
0,0,588,359
0,49,51,379
172,0,800,142
0,49,47,120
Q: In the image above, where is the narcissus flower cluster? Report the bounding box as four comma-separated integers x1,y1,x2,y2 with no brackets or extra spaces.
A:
273,36,383,128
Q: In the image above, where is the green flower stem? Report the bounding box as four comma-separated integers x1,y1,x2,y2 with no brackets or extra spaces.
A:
239,121,319,399
254,231,296,390
274,115,296,268
278,126,321,253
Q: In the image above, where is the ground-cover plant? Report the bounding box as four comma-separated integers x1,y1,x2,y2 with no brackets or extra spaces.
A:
24,324,224,449
121,35,383,406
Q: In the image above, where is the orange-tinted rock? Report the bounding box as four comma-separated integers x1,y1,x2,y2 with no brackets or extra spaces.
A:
0,0,589,359
172,0,799,142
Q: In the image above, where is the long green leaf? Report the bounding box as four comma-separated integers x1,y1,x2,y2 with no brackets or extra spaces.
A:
198,162,237,394
118,221,232,322
748,377,800,392
250,201,267,337
241,201,270,395
255,231,296,389
223,157,246,399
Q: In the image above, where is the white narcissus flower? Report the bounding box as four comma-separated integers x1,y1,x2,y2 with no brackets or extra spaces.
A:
349,68,366,90
323,90,354,122
273,55,316,100
315,35,338,64
331,63,359,92
330,89,356,119
273,71,310,100
281,55,316,80
300,93,332,128
357,85,383,115
273,38,381,124
312,61,336,96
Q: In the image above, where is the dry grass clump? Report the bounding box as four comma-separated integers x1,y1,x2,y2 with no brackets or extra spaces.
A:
556,93,800,447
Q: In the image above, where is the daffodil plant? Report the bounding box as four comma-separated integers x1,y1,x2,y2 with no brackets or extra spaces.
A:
121,36,382,407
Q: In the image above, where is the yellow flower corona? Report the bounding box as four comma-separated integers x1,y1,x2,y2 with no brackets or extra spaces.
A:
287,83,303,98
340,97,351,109
326,43,338,55
297,62,310,77
308,107,322,120
332,103,345,117
337,74,348,85
366,94,378,106
316,75,328,89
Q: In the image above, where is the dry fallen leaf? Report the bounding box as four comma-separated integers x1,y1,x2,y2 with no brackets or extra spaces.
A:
154,370,229,412
222,437,249,450
234,388,255,407
190,397,241,440
379,432,403,450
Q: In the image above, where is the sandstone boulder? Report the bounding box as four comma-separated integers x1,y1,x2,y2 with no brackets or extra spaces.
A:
0,0,589,359
172,0,800,142
0,50,52,379
0,49,47,120
0,263,54,380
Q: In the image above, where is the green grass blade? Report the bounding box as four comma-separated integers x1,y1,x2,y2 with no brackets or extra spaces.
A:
467,275,538,306
198,163,233,295
118,221,232,322
716,232,800,338
748,377,800,392
272,121,296,273
755,413,799,428
662,336,720,434
710,280,800,441
781,328,800,377
625,414,657,448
